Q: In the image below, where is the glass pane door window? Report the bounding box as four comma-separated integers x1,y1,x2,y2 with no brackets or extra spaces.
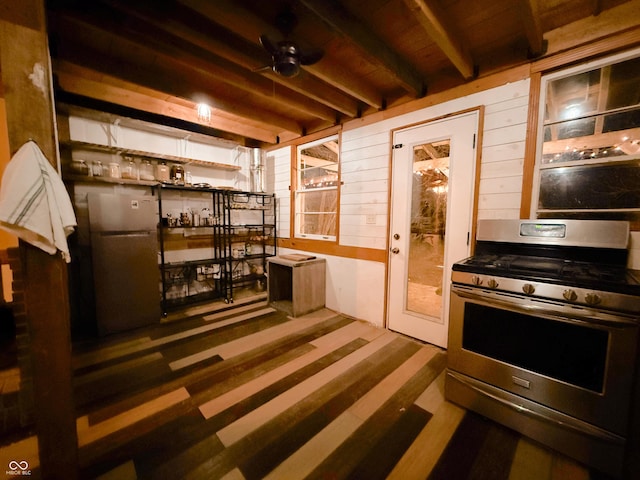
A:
295,135,339,240
407,140,449,318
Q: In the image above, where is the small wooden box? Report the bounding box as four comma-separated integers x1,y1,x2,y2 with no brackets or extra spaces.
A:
268,256,326,317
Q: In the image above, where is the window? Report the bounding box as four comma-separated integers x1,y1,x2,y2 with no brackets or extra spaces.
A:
295,135,340,240
533,48,640,219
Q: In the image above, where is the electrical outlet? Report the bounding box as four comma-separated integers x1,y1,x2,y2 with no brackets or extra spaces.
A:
365,214,376,224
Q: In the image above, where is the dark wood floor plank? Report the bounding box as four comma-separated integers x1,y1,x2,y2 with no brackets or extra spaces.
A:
348,403,433,480
468,419,520,480
185,336,418,479
308,351,447,479
185,314,354,397
204,338,370,434
236,338,420,479
427,411,492,480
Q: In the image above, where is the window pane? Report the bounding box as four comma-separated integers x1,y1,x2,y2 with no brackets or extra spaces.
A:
298,212,337,236
299,140,339,190
296,135,339,239
538,161,640,211
537,51,640,219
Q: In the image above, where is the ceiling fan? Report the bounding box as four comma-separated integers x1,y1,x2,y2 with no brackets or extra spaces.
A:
258,5,324,78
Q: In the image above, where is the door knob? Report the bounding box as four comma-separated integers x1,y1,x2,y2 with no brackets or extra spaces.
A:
391,247,400,254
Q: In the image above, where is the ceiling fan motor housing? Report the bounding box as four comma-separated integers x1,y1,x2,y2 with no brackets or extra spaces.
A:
273,41,301,77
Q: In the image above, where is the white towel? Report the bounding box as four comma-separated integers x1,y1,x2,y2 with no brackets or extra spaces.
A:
0,140,77,262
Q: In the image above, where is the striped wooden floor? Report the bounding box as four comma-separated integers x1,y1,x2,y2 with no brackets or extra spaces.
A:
1,300,602,479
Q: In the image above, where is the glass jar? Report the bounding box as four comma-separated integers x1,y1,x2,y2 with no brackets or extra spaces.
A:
170,164,185,185
70,159,89,176
121,157,138,180
139,159,155,181
156,161,170,182
108,162,121,179
91,160,103,177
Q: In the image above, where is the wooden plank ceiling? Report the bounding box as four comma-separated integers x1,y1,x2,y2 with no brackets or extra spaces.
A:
46,0,631,147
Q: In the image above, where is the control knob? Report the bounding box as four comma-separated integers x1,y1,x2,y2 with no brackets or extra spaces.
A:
522,283,535,295
487,278,499,289
563,289,578,302
585,293,602,306
471,275,483,286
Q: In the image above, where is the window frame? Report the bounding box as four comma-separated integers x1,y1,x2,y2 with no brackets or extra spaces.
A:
293,134,341,241
531,47,640,219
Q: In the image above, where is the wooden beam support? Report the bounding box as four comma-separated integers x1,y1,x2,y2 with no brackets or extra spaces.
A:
54,66,282,145
518,0,546,58
0,1,78,478
178,0,384,109
299,0,426,97
400,0,475,80
53,1,350,122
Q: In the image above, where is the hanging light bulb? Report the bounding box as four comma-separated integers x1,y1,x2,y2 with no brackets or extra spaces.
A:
196,103,211,123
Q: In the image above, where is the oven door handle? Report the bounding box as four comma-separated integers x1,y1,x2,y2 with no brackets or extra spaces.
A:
452,287,639,328
447,371,625,445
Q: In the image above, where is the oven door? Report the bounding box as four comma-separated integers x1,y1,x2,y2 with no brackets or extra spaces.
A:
448,284,639,436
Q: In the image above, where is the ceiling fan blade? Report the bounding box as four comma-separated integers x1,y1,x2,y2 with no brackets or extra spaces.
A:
252,65,273,73
300,49,324,66
259,34,278,56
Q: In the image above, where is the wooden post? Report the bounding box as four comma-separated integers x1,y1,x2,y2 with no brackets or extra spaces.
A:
0,1,78,479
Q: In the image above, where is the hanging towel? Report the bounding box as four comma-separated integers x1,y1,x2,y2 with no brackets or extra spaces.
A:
0,140,77,262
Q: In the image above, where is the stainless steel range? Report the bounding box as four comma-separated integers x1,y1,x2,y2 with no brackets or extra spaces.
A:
445,219,640,478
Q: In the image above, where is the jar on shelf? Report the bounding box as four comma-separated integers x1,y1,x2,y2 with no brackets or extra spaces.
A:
70,159,89,176
139,159,155,181
108,162,121,179
156,161,170,182
121,156,138,180
91,160,103,177
170,164,185,185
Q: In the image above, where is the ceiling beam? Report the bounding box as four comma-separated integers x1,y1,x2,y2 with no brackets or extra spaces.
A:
54,63,283,144
299,0,426,97
49,9,345,122
400,0,475,80
178,0,384,109
518,0,546,57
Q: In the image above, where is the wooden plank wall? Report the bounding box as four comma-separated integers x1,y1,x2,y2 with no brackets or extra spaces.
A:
267,80,530,326
267,146,292,239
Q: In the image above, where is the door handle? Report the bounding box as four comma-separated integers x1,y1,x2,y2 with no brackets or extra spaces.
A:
391,247,400,254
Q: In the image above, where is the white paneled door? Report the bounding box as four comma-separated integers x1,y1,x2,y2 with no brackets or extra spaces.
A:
388,112,478,347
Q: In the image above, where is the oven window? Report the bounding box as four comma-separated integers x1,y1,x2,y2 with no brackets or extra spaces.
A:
462,303,608,392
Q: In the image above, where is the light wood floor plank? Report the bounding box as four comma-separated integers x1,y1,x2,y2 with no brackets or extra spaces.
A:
74,352,164,386
264,345,438,479
508,438,554,480
349,345,438,421
170,312,335,371
201,301,268,322
73,337,153,369
77,387,191,447
0,436,39,472
264,411,362,480
78,307,275,371
216,331,398,446
198,320,375,419
387,373,466,480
